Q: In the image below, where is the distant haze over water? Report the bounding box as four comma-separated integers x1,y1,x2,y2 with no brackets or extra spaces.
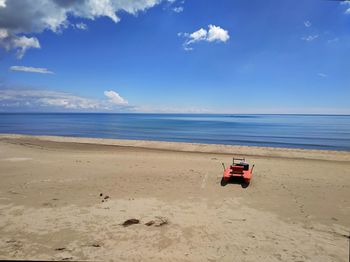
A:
0,113,349,151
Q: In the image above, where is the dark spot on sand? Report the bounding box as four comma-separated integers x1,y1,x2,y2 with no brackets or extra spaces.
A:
55,247,66,251
122,219,140,227
145,221,155,226
145,217,169,227
100,193,103,197
92,244,101,247
104,195,109,200
6,239,17,244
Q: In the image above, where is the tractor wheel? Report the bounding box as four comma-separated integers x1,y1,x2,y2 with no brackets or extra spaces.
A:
220,177,228,186
241,180,250,188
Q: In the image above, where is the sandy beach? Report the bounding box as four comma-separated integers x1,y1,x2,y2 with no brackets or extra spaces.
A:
0,134,349,261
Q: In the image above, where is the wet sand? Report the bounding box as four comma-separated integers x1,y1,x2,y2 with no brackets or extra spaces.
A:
0,134,349,261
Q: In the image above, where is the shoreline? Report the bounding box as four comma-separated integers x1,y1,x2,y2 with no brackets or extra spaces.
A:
1,133,350,162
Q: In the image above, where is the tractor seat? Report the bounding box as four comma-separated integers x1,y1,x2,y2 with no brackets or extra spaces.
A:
231,165,244,174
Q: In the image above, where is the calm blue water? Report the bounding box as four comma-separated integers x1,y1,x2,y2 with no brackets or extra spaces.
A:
0,113,349,151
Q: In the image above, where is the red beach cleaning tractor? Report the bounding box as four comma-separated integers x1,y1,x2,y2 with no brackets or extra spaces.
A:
221,157,254,188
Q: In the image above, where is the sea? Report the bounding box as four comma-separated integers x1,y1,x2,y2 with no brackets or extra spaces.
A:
0,113,349,151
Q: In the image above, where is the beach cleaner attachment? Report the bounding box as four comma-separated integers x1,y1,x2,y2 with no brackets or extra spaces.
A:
221,157,254,188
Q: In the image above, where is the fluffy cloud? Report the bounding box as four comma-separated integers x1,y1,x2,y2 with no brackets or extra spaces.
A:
186,28,207,45
0,29,40,58
179,24,230,50
0,88,129,111
10,65,53,74
104,90,128,105
207,25,230,42
0,0,164,58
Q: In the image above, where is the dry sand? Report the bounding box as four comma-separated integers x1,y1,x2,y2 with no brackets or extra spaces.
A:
0,134,349,261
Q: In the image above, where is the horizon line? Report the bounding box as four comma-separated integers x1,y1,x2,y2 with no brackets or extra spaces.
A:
0,112,349,116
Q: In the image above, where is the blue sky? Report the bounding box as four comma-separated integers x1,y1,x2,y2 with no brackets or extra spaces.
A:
0,0,349,113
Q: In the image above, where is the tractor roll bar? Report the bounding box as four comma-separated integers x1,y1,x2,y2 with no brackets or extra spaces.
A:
233,157,246,164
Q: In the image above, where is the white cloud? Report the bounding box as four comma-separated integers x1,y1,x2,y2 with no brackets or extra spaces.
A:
74,22,88,30
0,87,215,113
173,6,183,13
39,97,97,109
207,24,230,42
318,73,327,78
0,29,40,58
0,0,164,58
341,1,350,14
0,89,101,110
304,20,311,27
10,65,53,74
188,28,207,44
104,90,128,105
179,24,229,50
301,34,318,42
168,0,184,13
0,88,130,111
